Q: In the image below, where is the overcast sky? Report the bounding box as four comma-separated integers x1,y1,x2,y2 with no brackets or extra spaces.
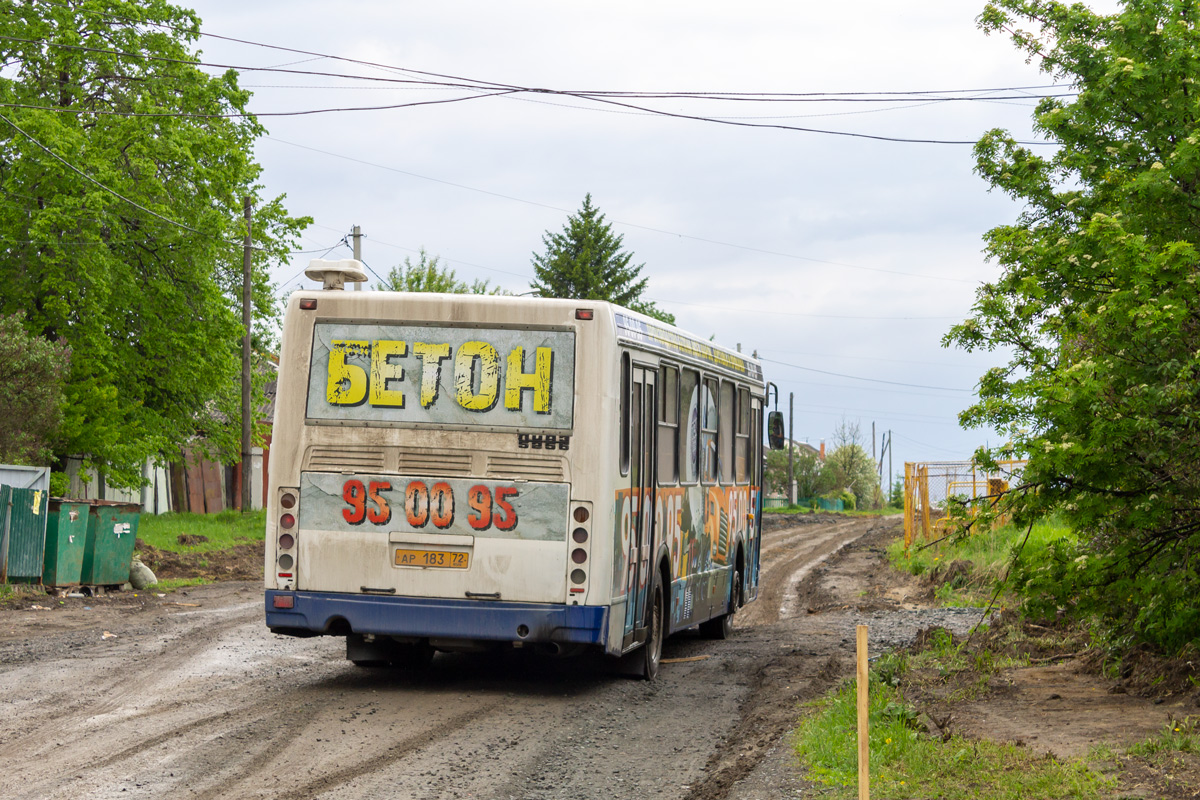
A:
185,0,1105,484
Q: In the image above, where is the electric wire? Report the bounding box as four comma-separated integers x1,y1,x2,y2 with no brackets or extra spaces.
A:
0,110,236,244
758,355,973,392
660,298,961,320
278,236,349,287
0,29,1062,144
267,138,976,285
892,431,976,456
33,5,1075,102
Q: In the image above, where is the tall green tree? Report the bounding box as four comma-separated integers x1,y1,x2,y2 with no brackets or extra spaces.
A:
0,0,309,487
764,445,823,499
0,313,70,465
947,0,1200,652
814,420,878,508
530,194,675,324
376,248,503,294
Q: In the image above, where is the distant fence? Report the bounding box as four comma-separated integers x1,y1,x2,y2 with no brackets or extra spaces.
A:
763,496,845,512
903,459,1027,549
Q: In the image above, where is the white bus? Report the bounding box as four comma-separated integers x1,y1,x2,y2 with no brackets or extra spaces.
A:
264,260,766,679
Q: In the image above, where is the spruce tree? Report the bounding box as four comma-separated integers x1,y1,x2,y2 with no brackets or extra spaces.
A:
530,195,674,324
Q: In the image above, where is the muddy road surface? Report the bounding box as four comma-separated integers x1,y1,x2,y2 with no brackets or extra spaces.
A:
0,515,890,800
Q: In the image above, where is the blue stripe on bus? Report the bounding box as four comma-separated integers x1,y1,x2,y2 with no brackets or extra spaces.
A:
265,590,608,646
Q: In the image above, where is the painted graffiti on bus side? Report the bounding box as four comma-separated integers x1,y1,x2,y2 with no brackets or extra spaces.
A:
610,484,759,601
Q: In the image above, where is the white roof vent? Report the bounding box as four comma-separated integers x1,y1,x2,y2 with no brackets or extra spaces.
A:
305,258,368,290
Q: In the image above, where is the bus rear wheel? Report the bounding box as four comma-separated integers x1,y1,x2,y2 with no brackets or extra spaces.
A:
641,578,664,681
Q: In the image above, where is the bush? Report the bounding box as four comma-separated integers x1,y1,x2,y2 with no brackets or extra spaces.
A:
49,471,70,497
0,313,70,464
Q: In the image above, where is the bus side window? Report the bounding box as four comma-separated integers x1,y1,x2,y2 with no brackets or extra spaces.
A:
680,368,700,483
620,352,631,477
719,381,735,484
702,377,719,485
658,364,679,483
735,386,751,483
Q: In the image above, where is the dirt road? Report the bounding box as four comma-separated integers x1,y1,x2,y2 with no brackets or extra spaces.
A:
0,515,890,800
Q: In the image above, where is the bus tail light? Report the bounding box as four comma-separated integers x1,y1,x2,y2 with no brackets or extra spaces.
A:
273,594,294,609
276,487,300,588
568,502,592,600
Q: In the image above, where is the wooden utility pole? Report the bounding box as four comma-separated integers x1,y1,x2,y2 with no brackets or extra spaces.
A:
241,196,253,513
352,224,363,290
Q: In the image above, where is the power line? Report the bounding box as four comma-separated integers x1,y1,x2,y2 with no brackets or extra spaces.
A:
267,138,974,284
789,399,962,425
0,111,232,243
892,431,976,456
278,237,350,287
758,355,973,392
759,347,985,370
660,297,962,320
40,5,1074,104
0,30,1061,145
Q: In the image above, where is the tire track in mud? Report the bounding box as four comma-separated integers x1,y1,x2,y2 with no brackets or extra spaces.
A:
741,519,870,627
255,700,506,800
0,602,263,754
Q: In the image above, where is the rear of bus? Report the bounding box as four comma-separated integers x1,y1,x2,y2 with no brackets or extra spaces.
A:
263,274,617,663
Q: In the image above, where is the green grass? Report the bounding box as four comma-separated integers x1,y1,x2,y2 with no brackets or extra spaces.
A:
154,577,214,591
794,678,1114,799
1127,717,1200,757
887,516,1076,606
137,509,265,554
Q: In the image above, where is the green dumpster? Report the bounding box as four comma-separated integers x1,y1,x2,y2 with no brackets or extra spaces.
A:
42,500,90,588
1,484,49,584
80,501,141,587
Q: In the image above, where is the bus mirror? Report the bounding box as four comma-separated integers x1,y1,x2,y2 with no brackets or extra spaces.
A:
767,411,785,450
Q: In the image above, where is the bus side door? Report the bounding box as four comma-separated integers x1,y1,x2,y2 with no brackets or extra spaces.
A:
623,364,658,646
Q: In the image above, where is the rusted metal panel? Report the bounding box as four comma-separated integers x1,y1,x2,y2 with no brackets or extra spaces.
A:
184,450,206,514
201,459,224,513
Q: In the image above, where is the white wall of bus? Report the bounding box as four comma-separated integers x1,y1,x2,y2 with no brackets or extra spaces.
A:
262,294,617,601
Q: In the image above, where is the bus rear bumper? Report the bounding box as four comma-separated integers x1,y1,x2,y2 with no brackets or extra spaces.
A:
265,590,608,646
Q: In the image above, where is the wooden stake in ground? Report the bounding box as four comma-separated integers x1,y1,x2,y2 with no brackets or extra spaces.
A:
857,623,869,800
